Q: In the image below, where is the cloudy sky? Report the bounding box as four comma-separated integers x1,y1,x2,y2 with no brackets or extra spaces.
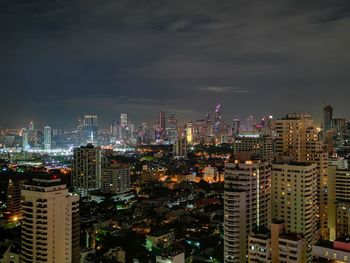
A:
1,0,350,128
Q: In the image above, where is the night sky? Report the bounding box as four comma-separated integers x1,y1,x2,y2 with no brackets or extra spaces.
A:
1,0,350,128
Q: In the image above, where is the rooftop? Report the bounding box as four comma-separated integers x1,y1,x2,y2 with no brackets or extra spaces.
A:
23,176,65,188
280,233,303,242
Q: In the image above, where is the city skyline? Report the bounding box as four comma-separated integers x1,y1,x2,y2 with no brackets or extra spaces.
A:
0,105,336,130
1,1,350,127
2,1,350,262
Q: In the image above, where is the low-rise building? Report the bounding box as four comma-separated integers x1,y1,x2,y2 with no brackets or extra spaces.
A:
156,251,185,263
248,222,306,263
313,236,350,262
146,229,175,251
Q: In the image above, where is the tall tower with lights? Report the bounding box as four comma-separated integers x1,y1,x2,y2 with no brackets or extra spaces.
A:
44,125,51,150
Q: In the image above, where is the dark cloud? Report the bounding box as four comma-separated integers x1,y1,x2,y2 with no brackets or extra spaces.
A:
0,0,350,128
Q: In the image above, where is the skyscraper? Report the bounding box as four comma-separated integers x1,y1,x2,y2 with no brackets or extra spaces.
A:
167,113,178,143
72,144,102,197
120,113,128,127
205,113,214,143
332,118,346,148
186,121,193,144
260,115,274,136
81,115,98,145
174,131,187,157
224,152,271,263
214,103,222,137
246,116,256,131
111,120,120,138
29,121,34,131
22,128,29,151
323,104,333,132
158,111,166,135
44,125,51,150
120,113,128,142
232,118,241,135
28,121,37,146
21,177,80,263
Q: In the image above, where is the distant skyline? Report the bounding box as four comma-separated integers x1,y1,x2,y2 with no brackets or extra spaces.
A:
0,106,336,130
1,0,350,127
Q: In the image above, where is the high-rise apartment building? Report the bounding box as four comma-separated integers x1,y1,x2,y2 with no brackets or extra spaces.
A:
224,152,271,263
101,162,131,194
275,113,315,161
44,125,51,150
6,178,25,221
275,113,329,239
72,144,102,197
328,159,350,240
271,161,318,261
21,177,79,263
233,132,273,162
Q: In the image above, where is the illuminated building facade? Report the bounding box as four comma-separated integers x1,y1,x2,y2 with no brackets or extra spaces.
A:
234,132,273,162
167,113,178,144
214,103,222,138
72,144,101,197
101,162,131,194
271,161,318,261
186,121,193,144
22,128,29,151
174,132,187,157
120,113,128,128
224,152,271,263
232,118,241,135
246,116,256,131
6,178,25,221
81,114,98,145
328,159,350,240
44,125,51,150
21,177,80,263
248,222,306,263
313,236,350,262
157,111,166,140
275,113,328,239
